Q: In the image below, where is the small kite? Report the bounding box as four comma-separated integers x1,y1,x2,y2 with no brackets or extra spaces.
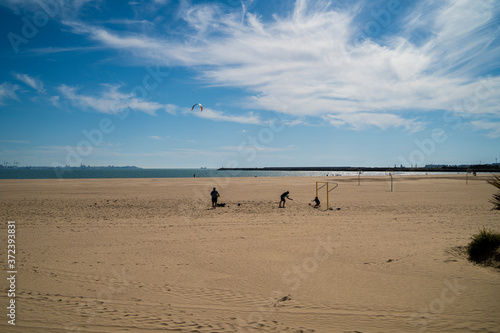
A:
191,103,203,112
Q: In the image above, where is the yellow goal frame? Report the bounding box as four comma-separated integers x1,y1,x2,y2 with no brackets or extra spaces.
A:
316,182,329,208
315,181,339,209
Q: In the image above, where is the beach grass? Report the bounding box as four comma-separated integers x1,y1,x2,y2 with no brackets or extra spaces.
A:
487,175,500,210
467,228,500,267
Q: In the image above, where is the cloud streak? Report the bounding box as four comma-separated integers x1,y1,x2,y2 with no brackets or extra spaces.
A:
0,82,20,104
471,120,500,138
59,0,500,132
58,84,178,115
194,108,262,125
324,112,423,132
4,0,496,135
14,73,45,93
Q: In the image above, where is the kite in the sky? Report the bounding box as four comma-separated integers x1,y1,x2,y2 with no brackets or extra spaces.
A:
191,103,203,112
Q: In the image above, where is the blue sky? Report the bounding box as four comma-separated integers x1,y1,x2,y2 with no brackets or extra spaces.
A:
0,0,499,168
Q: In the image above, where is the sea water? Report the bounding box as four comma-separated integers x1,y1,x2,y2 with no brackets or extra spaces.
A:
0,168,467,179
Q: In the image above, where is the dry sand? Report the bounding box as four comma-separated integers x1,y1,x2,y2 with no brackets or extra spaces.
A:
0,174,499,333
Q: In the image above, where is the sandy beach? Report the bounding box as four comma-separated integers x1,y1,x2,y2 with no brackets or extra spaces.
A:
1,174,499,332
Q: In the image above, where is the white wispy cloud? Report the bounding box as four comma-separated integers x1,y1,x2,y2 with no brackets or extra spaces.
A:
57,0,500,131
324,113,424,133
0,82,20,104
58,84,178,115
27,46,105,56
98,18,154,26
194,108,262,125
14,73,45,93
49,95,61,108
222,145,295,153
471,120,500,138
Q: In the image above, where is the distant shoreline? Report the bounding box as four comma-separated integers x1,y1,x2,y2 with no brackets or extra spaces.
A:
218,166,500,173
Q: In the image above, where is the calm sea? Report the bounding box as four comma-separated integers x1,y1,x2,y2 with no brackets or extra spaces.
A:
0,168,465,180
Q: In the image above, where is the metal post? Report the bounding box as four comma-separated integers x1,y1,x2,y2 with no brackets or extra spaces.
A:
390,173,393,192
326,182,329,208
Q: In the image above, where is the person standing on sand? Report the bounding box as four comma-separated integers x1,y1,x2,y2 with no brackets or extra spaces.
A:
210,187,220,208
279,191,292,208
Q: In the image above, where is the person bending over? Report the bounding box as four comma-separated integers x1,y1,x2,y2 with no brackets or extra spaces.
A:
279,191,292,208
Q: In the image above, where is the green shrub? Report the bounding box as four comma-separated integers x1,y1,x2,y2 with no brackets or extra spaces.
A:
487,175,500,210
467,228,500,264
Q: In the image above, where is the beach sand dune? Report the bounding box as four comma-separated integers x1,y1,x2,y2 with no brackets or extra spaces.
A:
1,175,499,332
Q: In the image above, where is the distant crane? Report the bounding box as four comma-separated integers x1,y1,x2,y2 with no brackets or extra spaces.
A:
1,161,20,168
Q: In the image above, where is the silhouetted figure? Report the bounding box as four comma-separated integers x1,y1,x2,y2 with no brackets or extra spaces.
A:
210,187,219,208
279,191,292,208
